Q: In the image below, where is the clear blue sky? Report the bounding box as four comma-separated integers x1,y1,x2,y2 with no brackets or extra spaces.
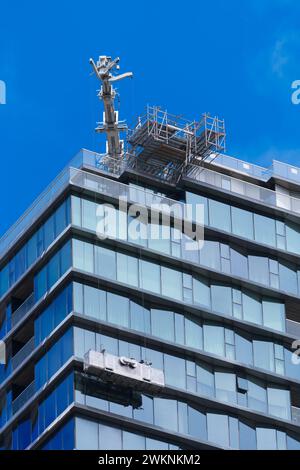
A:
0,0,300,235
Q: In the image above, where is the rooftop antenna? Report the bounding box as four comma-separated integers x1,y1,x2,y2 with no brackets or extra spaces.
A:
89,55,133,159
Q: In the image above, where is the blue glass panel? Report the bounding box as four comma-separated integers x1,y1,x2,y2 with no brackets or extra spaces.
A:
231,207,254,239
254,213,276,247
209,199,231,232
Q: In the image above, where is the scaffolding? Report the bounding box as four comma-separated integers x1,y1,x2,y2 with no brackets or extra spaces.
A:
126,105,226,184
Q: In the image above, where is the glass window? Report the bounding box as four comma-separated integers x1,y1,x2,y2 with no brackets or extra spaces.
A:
286,222,300,255
83,285,106,321
175,313,185,345
123,431,145,450
44,215,55,249
76,418,98,450
95,246,116,280
188,407,207,440
247,378,267,413
230,248,248,279
196,364,214,397
82,199,97,231
107,292,129,328
254,213,276,247
71,196,82,227
231,207,254,239
253,341,274,372
164,354,186,390
193,277,210,308
34,265,47,300
55,201,68,237
211,284,232,315
154,398,178,432
140,260,160,294
229,417,239,449
151,309,174,342
186,192,209,226
27,233,37,268
48,252,60,287
146,438,168,450
117,253,139,287
209,199,231,232
242,291,262,325
279,262,298,295
185,317,202,350
148,223,171,255
99,423,122,450
215,372,237,404
267,387,291,420
287,435,300,450
235,334,253,366
133,395,153,425
73,240,94,273
284,349,300,381
44,391,56,429
248,256,269,286
239,422,256,450
203,324,224,357
161,267,182,301
130,301,150,335
262,299,285,332
256,428,277,450
200,241,220,271
207,414,229,447
60,241,72,276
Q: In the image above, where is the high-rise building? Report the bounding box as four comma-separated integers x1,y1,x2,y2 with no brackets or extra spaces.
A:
1,58,300,451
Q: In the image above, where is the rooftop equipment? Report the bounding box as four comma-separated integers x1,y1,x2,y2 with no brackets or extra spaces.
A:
90,55,226,184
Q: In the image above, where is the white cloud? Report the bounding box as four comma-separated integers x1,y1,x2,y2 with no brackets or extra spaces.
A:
271,38,289,78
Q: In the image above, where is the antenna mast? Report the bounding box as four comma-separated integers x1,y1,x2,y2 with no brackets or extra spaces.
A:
89,55,133,159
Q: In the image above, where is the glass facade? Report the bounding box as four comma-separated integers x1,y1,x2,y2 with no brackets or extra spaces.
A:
0,199,70,299
71,196,292,327
72,238,288,333
1,157,300,451
186,191,300,255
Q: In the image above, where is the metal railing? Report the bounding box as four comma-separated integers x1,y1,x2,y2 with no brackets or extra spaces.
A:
69,167,186,219
210,153,271,180
12,337,35,371
210,153,300,186
12,381,35,415
11,293,35,328
184,164,300,215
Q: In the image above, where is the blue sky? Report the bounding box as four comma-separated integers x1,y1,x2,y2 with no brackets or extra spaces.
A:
0,0,300,235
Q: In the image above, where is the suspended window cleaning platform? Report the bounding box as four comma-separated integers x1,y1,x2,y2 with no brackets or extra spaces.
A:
84,350,165,395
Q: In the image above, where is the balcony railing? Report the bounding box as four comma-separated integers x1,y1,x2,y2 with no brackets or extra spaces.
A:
210,153,271,181
211,153,300,186
184,164,300,215
12,337,35,371
12,381,35,415
11,293,35,328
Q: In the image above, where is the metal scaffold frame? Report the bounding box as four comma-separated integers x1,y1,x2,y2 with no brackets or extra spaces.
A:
126,105,226,184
